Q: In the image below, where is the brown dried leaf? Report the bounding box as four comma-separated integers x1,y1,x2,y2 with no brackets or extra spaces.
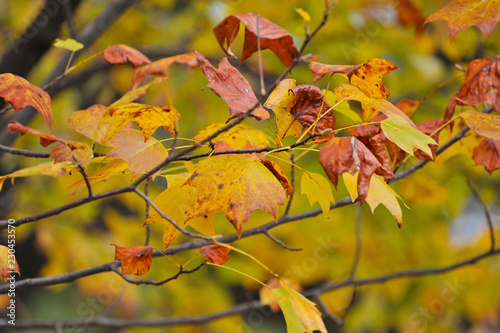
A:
112,244,153,275
473,138,500,175
213,13,300,67
104,44,151,68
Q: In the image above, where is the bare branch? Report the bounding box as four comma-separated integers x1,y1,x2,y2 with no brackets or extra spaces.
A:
264,231,302,251
112,262,206,286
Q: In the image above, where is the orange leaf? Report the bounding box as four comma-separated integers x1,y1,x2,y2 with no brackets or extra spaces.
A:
424,0,500,41
199,245,231,265
185,155,285,236
107,128,168,179
395,99,421,117
310,58,398,99
0,73,53,132
196,52,269,121
397,0,425,33
111,244,153,275
289,85,335,142
132,52,198,89
319,136,384,205
104,44,151,68
7,121,60,147
0,245,20,282
213,13,299,67
473,138,500,175
445,57,500,120
261,159,294,196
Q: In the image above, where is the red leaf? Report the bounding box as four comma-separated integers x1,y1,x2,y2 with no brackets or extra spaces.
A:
196,52,269,121
445,57,500,120
131,52,198,89
473,138,500,175
200,244,231,265
0,73,53,132
112,244,154,275
104,44,151,68
319,136,383,205
213,13,299,67
289,85,335,142
424,0,500,41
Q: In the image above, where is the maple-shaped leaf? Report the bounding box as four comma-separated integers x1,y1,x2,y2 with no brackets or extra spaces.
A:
289,85,336,143
184,155,285,236
145,173,215,249
473,138,500,175
69,158,128,195
102,103,180,142
424,0,500,41
213,13,300,67
0,161,73,192
0,245,20,282
107,128,168,179
271,281,327,333
397,0,425,33
0,73,54,132
445,57,500,120
264,79,303,142
194,123,270,150
301,172,335,215
344,172,408,228
132,52,198,89
112,244,154,275
381,116,437,157
104,44,151,68
310,58,398,99
7,121,93,167
461,111,500,141
319,136,384,205
200,244,231,265
260,278,302,312
196,52,269,120
335,83,414,123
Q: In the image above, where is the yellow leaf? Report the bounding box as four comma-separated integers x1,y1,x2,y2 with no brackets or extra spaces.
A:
264,79,302,143
324,89,363,124
381,116,437,156
295,8,311,22
194,123,270,149
53,38,83,52
185,156,286,236
301,172,335,214
435,120,483,164
343,172,408,227
69,158,128,195
0,245,20,282
272,281,327,333
461,111,500,141
0,162,73,192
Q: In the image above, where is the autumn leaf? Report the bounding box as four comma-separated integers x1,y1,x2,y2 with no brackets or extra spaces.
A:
335,83,412,123
395,99,421,117
264,79,303,142
184,156,285,236
200,245,231,265
261,159,294,196
7,121,63,147
319,136,384,205
196,52,269,120
414,119,444,161
260,278,302,312
194,123,270,150
0,161,73,192
301,172,334,215
424,0,500,41
107,128,168,179
397,0,425,33
102,103,180,142
271,281,327,333
69,158,128,195
53,38,83,51
213,13,300,67
445,57,500,120
112,244,153,275
473,138,500,175
0,245,20,282
310,58,398,99
381,116,437,157
0,73,54,132
104,44,151,68
461,111,500,141
289,85,336,142
132,52,198,89
145,173,215,249
344,172,408,228
68,104,108,144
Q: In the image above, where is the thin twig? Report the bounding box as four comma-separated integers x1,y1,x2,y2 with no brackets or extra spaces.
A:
112,262,206,286
264,231,302,251
144,178,151,246
0,144,50,158
467,177,495,252
312,293,343,326
76,164,93,198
